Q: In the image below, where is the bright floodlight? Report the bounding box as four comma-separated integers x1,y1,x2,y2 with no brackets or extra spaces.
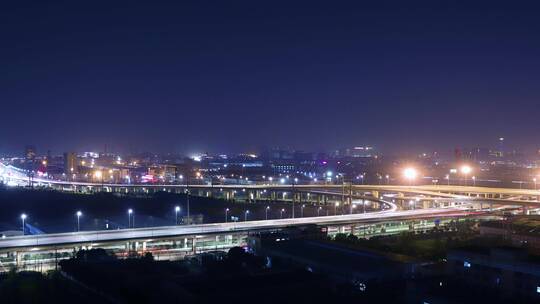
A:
460,165,472,175
175,206,180,212
128,208,133,214
403,167,418,180
76,211,82,217
94,170,102,178
20,213,27,220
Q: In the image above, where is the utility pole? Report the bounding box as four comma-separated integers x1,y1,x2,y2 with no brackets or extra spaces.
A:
349,181,353,214
292,179,296,218
186,173,190,225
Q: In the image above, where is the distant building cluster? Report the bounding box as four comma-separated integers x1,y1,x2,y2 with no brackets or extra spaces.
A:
4,137,540,189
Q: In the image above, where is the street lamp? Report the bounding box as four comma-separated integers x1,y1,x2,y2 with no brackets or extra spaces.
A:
445,174,450,185
280,208,285,219
460,165,472,185
533,178,537,190
291,178,298,219
472,176,476,186
385,174,390,185
20,213,27,235
76,211,82,232
175,206,180,225
225,208,230,223
265,206,270,220
335,202,340,215
362,200,367,213
403,167,418,185
244,210,250,222
317,206,322,217
301,204,305,217
128,208,133,228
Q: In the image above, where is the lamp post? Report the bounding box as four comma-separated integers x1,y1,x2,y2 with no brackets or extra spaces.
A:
225,208,229,223
265,206,270,220
175,206,180,225
317,206,322,216
280,208,285,219
244,210,250,222
460,165,472,186
21,213,27,235
301,204,305,217
128,208,133,228
445,174,450,185
472,176,476,186
363,200,367,213
335,202,339,215
185,174,190,225
292,178,298,218
76,211,82,232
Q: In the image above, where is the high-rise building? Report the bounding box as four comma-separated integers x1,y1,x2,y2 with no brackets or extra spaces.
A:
25,145,36,162
63,152,78,175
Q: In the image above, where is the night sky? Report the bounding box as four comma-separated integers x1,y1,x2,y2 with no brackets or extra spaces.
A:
2,1,540,155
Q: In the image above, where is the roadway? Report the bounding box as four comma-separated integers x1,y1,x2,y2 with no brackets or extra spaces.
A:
3,162,540,206
0,207,478,251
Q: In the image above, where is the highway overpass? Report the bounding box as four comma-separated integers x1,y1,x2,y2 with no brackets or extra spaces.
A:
0,207,479,251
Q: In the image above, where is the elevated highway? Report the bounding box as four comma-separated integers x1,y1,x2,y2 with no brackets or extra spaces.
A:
0,207,477,251
2,162,540,208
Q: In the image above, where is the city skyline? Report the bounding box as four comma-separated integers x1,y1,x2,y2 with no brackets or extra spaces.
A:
3,1,540,154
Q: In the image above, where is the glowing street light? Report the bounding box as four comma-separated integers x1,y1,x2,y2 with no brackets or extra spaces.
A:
460,165,472,175
317,206,322,217
225,208,229,223
128,208,133,228
280,208,285,219
460,165,472,185
335,202,340,215
244,210,250,222
301,204,305,217
76,211,82,232
175,206,181,225
403,167,418,185
265,206,270,220
20,213,27,235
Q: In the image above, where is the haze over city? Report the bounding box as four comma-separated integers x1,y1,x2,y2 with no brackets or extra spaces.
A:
3,1,540,154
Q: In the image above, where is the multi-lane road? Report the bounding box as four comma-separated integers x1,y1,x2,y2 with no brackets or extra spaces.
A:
2,162,540,207
0,207,478,250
